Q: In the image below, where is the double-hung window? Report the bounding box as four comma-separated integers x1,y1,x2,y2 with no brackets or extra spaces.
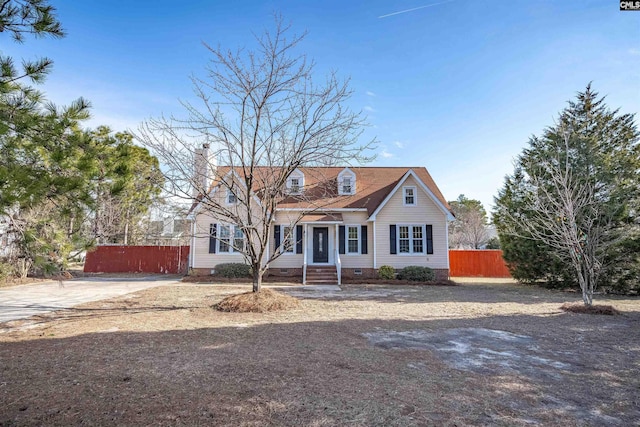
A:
347,225,359,254
398,225,424,254
282,226,294,253
218,224,244,253
403,186,416,206
233,227,244,252
343,177,352,194
290,178,300,194
219,225,231,252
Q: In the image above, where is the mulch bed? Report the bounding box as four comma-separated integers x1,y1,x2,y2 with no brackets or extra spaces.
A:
214,289,300,313
560,302,621,315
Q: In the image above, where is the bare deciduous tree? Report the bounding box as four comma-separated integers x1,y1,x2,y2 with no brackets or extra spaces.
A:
135,17,374,292
501,132,619,306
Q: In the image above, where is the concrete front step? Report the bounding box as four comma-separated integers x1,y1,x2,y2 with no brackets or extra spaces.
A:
306,266,338,285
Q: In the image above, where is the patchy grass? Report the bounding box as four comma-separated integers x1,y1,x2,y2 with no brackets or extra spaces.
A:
1,281,639,426
560,302,621,315
214,289,300,313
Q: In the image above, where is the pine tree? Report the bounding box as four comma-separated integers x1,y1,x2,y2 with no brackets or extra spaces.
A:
494,84,640,301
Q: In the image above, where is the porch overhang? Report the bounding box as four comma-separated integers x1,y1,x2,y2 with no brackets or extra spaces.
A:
299,213,343,224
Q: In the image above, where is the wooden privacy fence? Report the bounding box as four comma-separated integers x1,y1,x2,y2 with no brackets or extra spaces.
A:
84,245,190,274
449,250,512,278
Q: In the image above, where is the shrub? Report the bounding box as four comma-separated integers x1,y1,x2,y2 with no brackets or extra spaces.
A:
214,263,251,278
398,266,435,282
378,265,395,280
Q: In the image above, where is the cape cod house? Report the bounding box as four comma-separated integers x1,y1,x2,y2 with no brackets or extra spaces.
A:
188,162,454,284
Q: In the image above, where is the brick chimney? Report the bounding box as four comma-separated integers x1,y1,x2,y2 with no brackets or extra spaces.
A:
193,143,216,197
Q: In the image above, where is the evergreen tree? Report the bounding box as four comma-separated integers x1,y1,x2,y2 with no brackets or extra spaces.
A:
448,195,490,249
494,85,640,299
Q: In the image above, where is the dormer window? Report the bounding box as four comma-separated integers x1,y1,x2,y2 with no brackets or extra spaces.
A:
342,177,352,194
287,169,304,194
338,167,356,195
291,178,300,194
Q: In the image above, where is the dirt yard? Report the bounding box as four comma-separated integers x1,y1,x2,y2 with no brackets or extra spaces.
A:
1,281,639,426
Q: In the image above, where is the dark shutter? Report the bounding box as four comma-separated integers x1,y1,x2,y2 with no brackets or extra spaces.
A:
361,225,368,254
339,225,345,254
426,225,433,254
389,224,397,254
274,225,281,250
209,224,217,254
296,225,303,254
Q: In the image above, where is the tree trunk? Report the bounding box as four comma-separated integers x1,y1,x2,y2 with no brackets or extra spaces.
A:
252,267,263,293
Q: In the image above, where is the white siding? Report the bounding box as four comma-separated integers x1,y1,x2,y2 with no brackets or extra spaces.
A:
338,212,373,268
192,173,449,271
375,175,449,269
269,211,373,268
192,187,263,269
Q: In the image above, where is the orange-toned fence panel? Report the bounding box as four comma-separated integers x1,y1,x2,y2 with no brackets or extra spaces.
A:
84,246,190,274
449,250,511,278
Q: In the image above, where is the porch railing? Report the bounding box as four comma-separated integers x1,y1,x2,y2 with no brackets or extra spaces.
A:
335,248,342,285
302,226,308,284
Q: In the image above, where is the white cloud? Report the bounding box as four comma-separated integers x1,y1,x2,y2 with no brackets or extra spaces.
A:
393,141,404,149
365,91,376,97
381,150,394,158
364,105,376,112
629,48,640,56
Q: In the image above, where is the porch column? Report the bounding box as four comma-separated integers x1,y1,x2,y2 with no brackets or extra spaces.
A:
372,220,377,269
335,224,339,262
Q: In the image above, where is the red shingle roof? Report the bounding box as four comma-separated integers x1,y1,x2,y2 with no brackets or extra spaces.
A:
193,166,451,216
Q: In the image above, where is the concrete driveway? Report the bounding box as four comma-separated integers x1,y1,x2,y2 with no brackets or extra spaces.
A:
0,276,180,323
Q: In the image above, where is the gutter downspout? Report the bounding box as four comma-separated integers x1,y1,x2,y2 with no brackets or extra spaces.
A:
302,223,308,284
372,219,377,269
188,217,196,273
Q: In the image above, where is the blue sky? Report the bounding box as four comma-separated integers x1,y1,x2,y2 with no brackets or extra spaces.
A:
4,0,639,214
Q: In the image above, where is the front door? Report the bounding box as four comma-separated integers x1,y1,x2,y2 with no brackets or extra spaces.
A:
312,227,329,263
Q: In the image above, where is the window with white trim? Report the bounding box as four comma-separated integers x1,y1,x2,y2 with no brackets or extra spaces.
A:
338,168,356,195
282,226,294,253
287,169,304,194
290,178,300,194
218,224,244,253
226,190,237,204
347,225,359,254
343,177,352,194
398,225,424,254
403,186,416,206
219,225,231,252
233,227,245,252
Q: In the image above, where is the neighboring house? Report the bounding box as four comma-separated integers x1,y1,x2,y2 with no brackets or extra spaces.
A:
188,166,454,283
145,217,191,246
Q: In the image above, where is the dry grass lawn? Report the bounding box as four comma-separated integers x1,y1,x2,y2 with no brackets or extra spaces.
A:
1,281,639,426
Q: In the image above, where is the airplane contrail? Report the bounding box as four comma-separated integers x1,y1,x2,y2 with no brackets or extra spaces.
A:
378,0,455,19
